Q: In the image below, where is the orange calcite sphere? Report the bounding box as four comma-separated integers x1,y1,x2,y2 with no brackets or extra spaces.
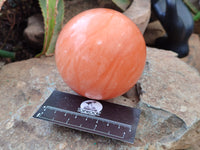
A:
55,8,146,100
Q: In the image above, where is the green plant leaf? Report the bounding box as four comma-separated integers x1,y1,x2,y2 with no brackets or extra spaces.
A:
37,0,64,57
0,49,15,59
112,0,131,11
194,11,200,21
46,0,64,55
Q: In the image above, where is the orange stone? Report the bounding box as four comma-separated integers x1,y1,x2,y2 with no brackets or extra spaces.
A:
55,8,146,100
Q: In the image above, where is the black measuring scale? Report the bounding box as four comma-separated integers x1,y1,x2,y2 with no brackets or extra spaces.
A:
33,90,141,143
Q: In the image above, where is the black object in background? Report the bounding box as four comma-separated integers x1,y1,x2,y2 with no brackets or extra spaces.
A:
151,0,194,58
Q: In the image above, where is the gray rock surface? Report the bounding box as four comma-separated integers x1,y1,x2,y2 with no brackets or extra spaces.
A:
182,34,200,73
0,61,4,70
141,48,200,127
139,48,200,149
0,47,200,150
123,0,151,34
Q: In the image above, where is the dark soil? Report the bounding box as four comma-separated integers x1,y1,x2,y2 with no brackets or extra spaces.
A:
0,0,41,63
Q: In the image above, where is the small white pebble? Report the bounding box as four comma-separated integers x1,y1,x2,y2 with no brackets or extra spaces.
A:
180,106,187,112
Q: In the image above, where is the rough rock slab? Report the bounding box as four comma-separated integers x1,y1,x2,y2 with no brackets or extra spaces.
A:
123,0,151,34
0,56,137,150
0,47,200,149
139,48,200,149
0,61,4,70
141,48,200,127
181,34,200,73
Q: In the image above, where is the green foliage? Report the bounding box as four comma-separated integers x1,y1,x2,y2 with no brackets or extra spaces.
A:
183,0,200,22
194,12,200,21
112,0,131,11
0,49,15,59
36,0,64,57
